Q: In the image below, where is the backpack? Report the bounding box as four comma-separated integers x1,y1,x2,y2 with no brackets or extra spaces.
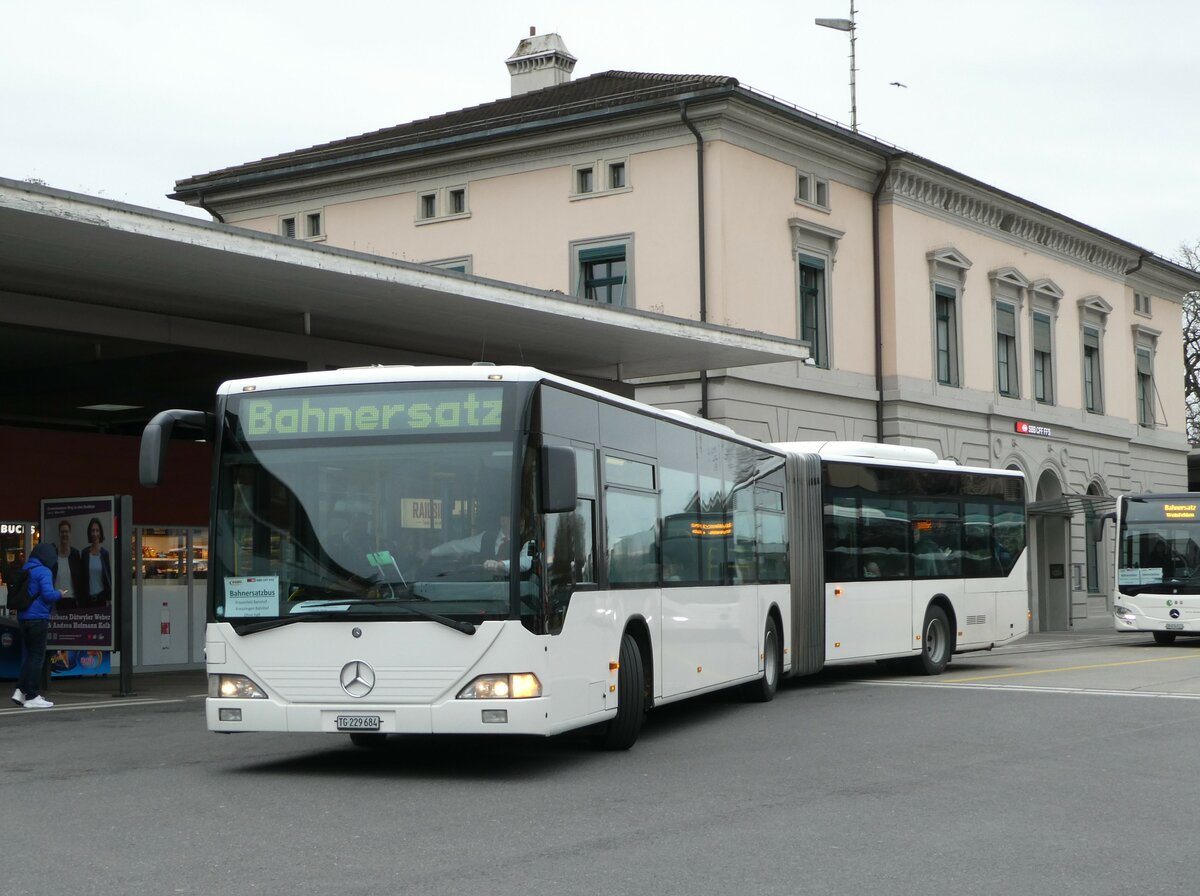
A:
4,565,33,612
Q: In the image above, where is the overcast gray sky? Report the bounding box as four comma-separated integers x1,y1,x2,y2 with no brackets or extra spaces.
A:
3,0,1196,260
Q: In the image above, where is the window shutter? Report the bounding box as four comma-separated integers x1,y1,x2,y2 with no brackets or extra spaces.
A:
1136,349,1153,375
1083,328,1099,350
996,304,1016,337
1033,314,1051,353
578,245,625,265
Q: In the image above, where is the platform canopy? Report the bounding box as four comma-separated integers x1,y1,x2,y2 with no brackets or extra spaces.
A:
0,178,806,433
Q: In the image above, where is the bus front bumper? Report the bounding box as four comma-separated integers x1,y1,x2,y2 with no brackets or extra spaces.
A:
206,696,590,736
1114,607,1200,634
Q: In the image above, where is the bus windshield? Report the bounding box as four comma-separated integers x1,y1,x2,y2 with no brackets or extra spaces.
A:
1119,498,1200,595
212,382,533,630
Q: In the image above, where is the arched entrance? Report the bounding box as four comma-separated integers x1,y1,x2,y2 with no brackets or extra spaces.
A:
1032,469,1070,631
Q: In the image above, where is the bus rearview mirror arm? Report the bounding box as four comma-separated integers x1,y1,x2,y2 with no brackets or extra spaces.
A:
1090,511,1116,542
140,409,211,487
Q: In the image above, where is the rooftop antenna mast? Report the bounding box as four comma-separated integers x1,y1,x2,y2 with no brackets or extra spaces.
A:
815,1,858,132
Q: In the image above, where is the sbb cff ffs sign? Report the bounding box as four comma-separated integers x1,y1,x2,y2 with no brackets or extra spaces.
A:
1015,421,1053,437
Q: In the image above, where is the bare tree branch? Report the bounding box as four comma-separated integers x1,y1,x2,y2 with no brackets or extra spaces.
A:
1180,241,1200,444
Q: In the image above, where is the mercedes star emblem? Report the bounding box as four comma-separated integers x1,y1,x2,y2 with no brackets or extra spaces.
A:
339,660,376,698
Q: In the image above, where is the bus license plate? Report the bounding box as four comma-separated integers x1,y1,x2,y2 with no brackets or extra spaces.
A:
1165,623,1185,631
336,715,381,731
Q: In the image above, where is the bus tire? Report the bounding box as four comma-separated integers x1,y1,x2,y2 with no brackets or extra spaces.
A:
1153,631,1177,646
349,733,387,749
742,616,781,702
914,604,951,675
596,633,646,751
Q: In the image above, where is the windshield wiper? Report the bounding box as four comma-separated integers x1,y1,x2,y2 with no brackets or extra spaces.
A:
229,600,476,636
232,612,347,635
349,598,477,634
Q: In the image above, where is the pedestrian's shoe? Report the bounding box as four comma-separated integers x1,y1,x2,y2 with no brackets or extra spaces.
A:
10,688,24,706
22,695,53,709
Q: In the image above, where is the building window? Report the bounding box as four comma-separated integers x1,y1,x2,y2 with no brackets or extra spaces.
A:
609,162,626,189
1085,484,1105,594
796,171,830,209
1136,346,1156,428
572,238,632,306
280,211,324,240
1030,279,1061,406
415,185,469,223
425,255,473,275
927,248,971,389
1134,292,1152,315
789,219,842,367
1082,327,1103,413
1078,294,1111,415
798,255,827,368
572,158,629,199
935,286,959,387
1032,311,1054,404
996,302,1017,397
989,267,1028,399
1132,324,1161,429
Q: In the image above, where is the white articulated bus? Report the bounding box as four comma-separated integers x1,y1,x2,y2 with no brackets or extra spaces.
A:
1109,493,1200,644
140,365,1028,750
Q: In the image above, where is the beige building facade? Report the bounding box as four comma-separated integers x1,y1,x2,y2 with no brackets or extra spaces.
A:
172,35,1200,630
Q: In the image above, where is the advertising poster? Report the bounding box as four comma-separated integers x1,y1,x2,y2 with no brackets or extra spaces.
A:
42,497,115,652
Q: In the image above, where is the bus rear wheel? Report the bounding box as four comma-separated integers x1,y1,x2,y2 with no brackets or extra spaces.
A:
595,633,646,751
742,616,781,702
1153,631,1178,646
914,605,951,675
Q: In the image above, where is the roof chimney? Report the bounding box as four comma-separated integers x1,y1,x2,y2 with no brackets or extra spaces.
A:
505,31,576,96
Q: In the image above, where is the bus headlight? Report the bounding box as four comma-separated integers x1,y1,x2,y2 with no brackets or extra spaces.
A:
457,673,542,699
209,674,267,699
1113,604,1136,622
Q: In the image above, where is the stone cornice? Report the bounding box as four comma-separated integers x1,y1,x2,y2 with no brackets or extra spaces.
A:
884,166,1135,277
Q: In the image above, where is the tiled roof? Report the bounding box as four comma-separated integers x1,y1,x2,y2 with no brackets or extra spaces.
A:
174,71,739,190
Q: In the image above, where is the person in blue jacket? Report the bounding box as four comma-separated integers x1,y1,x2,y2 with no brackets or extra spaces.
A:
12,542,67,709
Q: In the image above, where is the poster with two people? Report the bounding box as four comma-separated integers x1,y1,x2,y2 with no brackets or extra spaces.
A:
43,496,114,676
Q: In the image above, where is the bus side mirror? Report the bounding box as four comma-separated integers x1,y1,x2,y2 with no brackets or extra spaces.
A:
540,446,578,514
140,409,210,487
1090,511,1115,542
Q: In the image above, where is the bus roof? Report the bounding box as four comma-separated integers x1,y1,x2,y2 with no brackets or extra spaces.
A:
773,440,1024,480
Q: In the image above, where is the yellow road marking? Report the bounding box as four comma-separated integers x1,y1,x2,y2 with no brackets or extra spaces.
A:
945,652,1200,684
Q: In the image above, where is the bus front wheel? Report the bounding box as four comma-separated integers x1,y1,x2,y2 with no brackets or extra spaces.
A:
914,605,951,675
596,633,646,751
1153,631,1178,646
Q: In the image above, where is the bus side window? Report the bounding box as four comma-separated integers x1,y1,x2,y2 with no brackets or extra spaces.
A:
545,500,594,635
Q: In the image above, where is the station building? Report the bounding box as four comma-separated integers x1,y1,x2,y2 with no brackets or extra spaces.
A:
168,33,1200,632
2,33,1199,675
